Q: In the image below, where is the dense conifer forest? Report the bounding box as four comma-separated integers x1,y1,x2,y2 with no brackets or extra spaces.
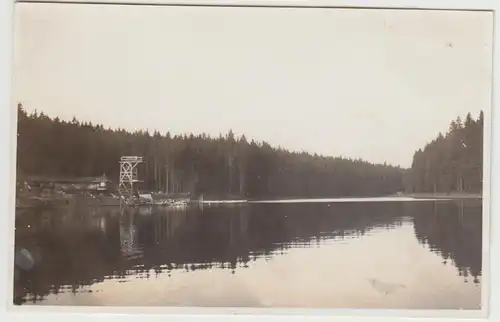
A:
405,111,484,194
15,103,484,198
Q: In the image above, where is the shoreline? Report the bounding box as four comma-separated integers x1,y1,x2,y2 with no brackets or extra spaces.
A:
15,191,483,211
391,192,482,200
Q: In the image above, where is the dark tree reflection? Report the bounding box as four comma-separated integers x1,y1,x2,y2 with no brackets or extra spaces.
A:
14,199,482,304
411,199,482,285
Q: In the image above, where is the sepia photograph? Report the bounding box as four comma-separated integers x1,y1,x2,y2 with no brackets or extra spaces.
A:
10,1,493,314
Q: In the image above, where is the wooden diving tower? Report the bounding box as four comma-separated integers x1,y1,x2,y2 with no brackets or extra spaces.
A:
119,156,144,205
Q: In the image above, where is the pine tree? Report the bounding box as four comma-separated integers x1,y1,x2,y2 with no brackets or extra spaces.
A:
407,111,484,194
16,104,407,198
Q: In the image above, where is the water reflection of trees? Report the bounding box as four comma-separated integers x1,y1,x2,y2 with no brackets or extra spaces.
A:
14,206,123,304
14,200,482,304
410,200,482,284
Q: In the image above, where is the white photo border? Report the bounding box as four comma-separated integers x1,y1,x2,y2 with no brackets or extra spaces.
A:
1,0,498,322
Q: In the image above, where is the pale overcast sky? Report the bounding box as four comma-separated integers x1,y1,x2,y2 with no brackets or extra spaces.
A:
12,4,493,167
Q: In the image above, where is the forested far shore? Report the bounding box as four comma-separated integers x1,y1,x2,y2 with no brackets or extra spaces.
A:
15,104,484,198
405,111,484,194
16,104,404,198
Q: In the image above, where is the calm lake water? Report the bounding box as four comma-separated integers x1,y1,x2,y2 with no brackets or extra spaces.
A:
13,198,483,309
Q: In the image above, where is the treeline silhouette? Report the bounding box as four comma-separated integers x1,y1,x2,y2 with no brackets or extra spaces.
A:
17,104,404,198
406,111,484,193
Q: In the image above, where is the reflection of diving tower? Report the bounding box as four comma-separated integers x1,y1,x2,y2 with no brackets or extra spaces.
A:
119,213,142,260
119,156,144,200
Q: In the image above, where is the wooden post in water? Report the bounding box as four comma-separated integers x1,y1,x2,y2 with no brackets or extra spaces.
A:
459,199,464,224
